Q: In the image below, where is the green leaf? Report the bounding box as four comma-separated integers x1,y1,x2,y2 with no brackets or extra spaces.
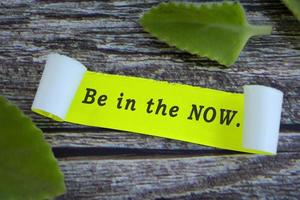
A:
0,96,66,199
282,0,300,21
140,2,272,66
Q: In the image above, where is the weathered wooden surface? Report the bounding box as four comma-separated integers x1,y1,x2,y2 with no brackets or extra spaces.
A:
57,153,300,200
0,0,299,199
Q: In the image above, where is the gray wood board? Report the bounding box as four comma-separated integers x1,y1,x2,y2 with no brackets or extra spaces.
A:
0,0,299,199
58,152,300,199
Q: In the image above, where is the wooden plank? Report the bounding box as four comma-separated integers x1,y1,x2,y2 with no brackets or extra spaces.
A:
48,132,300,153
0,1,299,199
0,0,299,130
57,152,300,199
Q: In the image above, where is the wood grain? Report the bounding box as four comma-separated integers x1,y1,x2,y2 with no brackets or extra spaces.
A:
57,152,300,199
49,132,300,154
0,0,299,199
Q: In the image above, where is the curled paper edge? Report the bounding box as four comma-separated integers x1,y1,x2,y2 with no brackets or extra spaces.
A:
242,85,283,154
32,54,87,121
31,54,283,154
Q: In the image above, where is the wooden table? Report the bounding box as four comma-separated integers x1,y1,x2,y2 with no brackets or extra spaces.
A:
1,0,299,199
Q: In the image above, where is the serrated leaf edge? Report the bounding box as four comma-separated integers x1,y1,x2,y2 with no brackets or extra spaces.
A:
0,96,66,199
140,1,271,66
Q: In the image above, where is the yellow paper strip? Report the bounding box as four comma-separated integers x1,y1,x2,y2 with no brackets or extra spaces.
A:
32,54,283,154
67,71,244,152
